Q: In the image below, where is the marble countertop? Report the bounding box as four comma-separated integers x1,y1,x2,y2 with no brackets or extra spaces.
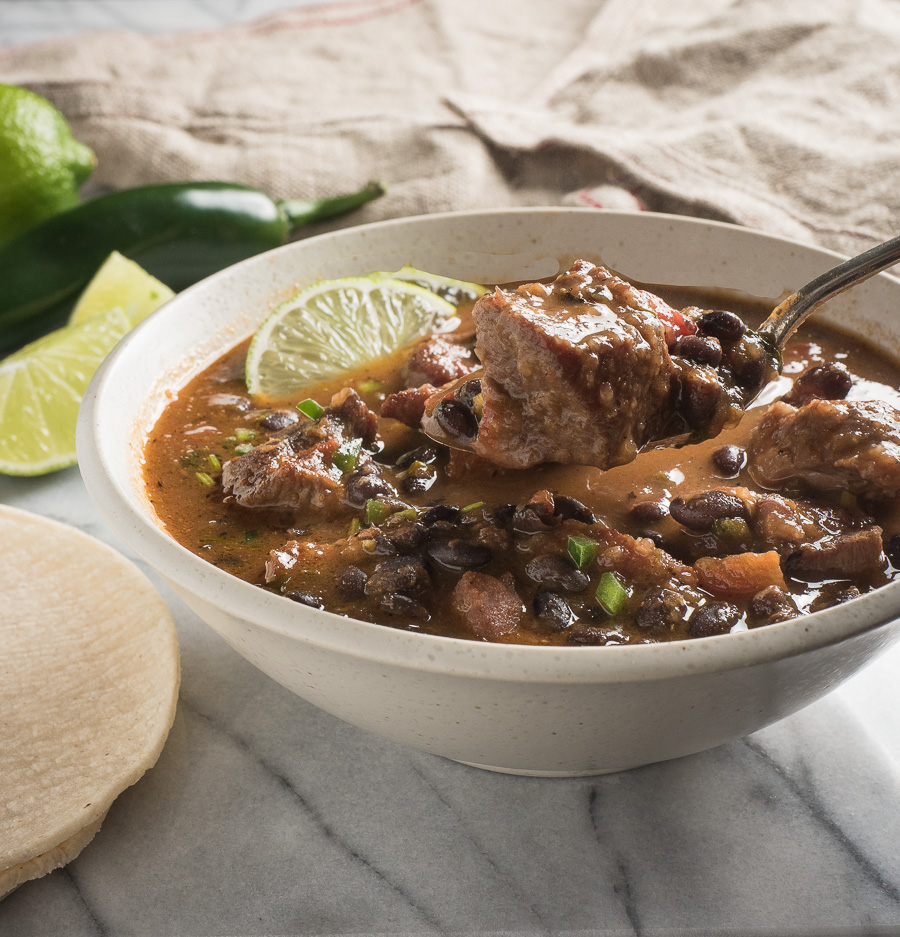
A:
4,3,900,936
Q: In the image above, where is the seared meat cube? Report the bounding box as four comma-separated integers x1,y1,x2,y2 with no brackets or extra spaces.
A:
222,388,379,514
469,261,682,469
787,529,885,578
748,399,900,498
381,383,438,427
670,485,884,577
404,335,478,387
451,571,524,640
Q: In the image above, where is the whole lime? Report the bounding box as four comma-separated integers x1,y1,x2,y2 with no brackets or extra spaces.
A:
0,84,96,246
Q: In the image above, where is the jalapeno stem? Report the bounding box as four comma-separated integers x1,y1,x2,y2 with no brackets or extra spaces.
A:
279,181,386,232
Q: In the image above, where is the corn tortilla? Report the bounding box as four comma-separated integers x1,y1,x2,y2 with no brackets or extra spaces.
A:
0,506,179,897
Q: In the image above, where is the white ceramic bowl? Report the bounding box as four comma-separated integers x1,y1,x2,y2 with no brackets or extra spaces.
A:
77,209,900,776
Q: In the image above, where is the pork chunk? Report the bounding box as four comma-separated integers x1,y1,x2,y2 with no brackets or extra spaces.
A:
468,261,680,469
381,383,438,427
748,399,900,498
222,388,379,514
451,571,523,640
404,336,478,387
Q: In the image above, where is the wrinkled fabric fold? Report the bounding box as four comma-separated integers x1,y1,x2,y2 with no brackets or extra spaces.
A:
1,0,899,252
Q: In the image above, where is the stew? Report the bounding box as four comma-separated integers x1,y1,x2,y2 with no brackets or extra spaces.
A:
143,262,900,645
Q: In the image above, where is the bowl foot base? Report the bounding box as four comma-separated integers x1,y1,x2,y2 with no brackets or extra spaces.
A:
456,759,624,777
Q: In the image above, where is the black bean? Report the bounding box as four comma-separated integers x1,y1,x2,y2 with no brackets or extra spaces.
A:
385,522,428,554
635,587,686,633
747,585,799,625
434,398,478,443
696,310,745,342
455,378,482,410
809,585,861,612
490,504,517,528
365,557,430,597
260,409,300,431
567,627,607,646
424,519,461,541
511,504,560,534
367,535,399,556
669,490,750,532
554,495,595,523
346,465,397,507
379,592,430,621
639,529,666,548
630,500,668,524
400,471,436,495
394,445,439,470
677,371,722,429
533,591,575,630
674,333,723,368
711,444,746,477
338,566,368,599
733,343,769,392
525,555,590,593
887,533,900,566
421,504,462,526
286,591,323,609
783,362,852,405
426,539,492,571
689,601,740,637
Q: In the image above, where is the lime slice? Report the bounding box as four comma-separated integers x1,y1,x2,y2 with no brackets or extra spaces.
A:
0,307,131,475
390,266,487,305
69,251,174,326
246,274,456,399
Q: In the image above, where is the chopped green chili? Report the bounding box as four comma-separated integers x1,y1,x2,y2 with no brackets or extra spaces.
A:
395,508,418,520
567,535,597,569
234,427,257,442
206,453,221,472
181,448,211,469
840,490,858,509
332,437,363,474
358,379,382,393
195,471,215,488
712,517,751,540
365,499,389,526
405,459,433,479
596,572,628,615
297,398,324,420
234,443,254,455
348,517,360,537
462,501,484,514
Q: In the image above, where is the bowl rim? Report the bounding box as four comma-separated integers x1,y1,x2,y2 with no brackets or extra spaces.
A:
77,206,900,684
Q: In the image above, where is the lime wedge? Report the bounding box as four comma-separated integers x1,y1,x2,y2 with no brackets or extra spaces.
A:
69,251,174,326
390,266,487,305
0,307,131,475
245,274,456,399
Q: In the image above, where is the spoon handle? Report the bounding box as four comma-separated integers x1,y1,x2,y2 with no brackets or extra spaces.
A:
758,232,900,350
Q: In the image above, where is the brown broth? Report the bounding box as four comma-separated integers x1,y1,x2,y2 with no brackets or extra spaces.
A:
143,285,900,644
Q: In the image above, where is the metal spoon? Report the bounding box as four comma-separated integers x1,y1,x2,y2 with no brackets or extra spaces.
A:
421,233,900,455
757,231,900,350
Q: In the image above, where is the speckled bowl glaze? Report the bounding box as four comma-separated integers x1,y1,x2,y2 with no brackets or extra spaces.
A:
78,209,900,776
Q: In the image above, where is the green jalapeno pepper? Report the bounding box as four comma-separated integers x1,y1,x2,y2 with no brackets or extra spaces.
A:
0,179,384,354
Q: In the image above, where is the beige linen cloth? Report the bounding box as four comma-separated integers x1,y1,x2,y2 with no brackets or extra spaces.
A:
1,0,899,255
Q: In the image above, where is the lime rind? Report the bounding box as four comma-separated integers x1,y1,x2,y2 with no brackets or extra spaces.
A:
245,274,456,399
68,250,175,326
0,307,131,475
390,266,487,305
